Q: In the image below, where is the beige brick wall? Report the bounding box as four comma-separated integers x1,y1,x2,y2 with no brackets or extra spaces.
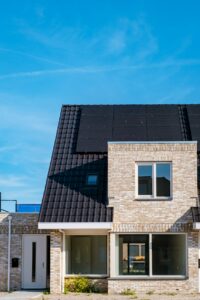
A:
50,231,62,294
108,143,198,224
0,213,48,291
108,142,199,293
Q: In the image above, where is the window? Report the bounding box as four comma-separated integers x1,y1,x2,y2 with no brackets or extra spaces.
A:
66,236,107,275
119,235,149,275
118,234,186,277
86,174,98,186
137,162,171,198
152,234,186,275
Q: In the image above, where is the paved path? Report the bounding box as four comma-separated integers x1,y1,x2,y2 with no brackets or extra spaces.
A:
0,291,42,300
1,292,200,300
43,292,200,300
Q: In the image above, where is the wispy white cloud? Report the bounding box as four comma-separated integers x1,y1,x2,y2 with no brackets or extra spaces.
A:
0,47,66,66
106,17,158,61
0,58,200,80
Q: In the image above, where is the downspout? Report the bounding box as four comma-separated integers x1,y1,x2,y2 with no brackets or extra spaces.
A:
7,215,12,292
59,230,65,293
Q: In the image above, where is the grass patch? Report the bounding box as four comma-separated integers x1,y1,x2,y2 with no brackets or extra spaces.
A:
121,288,137,298
159,292,177,296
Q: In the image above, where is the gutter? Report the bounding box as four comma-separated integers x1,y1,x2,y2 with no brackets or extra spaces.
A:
38,222,112,230
7,215,12,292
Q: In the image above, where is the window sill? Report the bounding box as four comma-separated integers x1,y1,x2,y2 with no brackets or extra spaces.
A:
109,275,187,280
65,274,108,279
135,197,172,201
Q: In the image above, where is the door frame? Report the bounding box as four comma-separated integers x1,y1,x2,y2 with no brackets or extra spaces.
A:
22,234,47,289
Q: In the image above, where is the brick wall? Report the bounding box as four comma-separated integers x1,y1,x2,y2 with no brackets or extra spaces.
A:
108,143,198,224
50,231,62,294
108,142,199,293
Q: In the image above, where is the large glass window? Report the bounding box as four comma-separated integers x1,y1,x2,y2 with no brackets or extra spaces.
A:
137,162,171,198
67,236,107,275
118,234,186,277
119,235,149,275
152,234,186,275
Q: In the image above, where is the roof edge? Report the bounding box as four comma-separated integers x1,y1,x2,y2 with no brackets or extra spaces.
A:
108,141,197,144
38,222,112,229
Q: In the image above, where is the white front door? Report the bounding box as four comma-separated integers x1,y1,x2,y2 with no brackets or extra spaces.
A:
22,235,47,289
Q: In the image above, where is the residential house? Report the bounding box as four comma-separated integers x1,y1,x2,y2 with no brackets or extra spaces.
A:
1,104,200,294
38,104,200,294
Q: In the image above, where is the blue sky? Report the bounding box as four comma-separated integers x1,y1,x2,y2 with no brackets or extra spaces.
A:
0,0,200,205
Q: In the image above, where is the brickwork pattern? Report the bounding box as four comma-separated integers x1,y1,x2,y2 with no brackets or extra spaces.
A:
108,143,199,293
108,143,198,224
50,231,62,294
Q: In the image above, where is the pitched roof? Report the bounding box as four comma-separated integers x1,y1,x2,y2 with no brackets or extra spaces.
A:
39,104,200,223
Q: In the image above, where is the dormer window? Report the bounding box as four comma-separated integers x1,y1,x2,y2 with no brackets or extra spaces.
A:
136,162,171,199
86,174,98,186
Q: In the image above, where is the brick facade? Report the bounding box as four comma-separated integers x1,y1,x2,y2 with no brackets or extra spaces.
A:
50,231,62,294
107,142,199,293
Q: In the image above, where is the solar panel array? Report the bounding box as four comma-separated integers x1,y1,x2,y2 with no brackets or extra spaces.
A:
76,105,183,152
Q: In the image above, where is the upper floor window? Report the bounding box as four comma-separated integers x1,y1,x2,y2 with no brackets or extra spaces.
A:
86,174,98,186
137,162,171,199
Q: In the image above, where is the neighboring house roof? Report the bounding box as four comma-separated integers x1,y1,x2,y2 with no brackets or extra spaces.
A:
39,104,200,223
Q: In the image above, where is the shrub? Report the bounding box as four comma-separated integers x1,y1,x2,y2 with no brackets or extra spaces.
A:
64,277,93,293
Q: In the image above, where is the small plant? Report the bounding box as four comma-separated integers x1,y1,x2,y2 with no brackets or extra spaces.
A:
121,288,137,297
64,276,93,293
146,290,155,295
43,289,50,295
161,291,177,296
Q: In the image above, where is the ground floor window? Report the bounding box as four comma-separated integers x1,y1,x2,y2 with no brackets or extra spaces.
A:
118,234,186,277
119,235,149,275
66,235,107,275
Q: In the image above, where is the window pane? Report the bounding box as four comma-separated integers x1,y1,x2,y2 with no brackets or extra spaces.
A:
156,164,171,197
87,175,98,185
119,235,149,275
32,242,36,282
91,236,107,274
70,236,107,274
71,237,91,274
152,235,186,276
138,165,152,195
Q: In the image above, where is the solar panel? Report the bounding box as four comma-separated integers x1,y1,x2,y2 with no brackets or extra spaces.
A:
187,105,200,150
76,105,184,152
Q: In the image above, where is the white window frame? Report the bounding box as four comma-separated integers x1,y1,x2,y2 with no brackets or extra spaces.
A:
136,162,172,199
115,233,187,279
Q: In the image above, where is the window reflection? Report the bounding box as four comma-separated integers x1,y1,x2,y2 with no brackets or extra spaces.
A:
156,164,170,197
138,165,152,195
119,235,149,275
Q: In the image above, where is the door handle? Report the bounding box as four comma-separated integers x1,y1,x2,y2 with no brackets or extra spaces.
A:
42,262,44,268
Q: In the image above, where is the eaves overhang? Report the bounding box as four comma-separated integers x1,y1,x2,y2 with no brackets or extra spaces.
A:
38,222,112,230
